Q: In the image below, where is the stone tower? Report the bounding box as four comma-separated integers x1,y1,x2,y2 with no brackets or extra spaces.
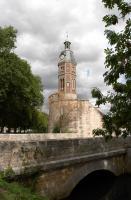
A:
58,41,77,99
48,40,103,134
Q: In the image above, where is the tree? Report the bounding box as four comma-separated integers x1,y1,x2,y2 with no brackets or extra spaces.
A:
0,26,44,132
32,111,48,133
92,0,131,139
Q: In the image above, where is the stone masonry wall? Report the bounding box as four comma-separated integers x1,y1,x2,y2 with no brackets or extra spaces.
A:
0,134,130,175
48,96,103,135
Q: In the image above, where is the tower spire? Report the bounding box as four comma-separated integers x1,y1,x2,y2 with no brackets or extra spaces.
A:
64,32,71,49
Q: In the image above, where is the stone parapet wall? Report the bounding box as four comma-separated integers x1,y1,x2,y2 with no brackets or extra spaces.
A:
0,133,90,141
0,134,130,176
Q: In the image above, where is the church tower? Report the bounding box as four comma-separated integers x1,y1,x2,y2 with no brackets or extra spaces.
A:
58,40,77,99
48,40,103,134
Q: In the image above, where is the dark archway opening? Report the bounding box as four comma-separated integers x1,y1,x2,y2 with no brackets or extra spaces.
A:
64,170,116,200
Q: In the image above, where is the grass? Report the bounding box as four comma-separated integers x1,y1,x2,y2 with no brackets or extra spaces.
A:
0,178,48,200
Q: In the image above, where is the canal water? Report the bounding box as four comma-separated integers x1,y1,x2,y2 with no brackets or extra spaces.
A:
61,172,131,200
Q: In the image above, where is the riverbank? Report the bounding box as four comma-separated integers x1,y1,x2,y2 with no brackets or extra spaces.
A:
0,178,48,200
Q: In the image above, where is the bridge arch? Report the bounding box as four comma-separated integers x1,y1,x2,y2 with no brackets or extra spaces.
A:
64,158,122,198
69,169,116,200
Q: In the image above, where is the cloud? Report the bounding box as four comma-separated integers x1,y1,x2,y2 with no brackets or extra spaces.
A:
0,0,115,113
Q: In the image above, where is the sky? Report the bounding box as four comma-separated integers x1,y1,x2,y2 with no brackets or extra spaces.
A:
0,0,111,113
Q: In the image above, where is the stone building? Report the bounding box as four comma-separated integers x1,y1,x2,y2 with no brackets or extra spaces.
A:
48,40,103,136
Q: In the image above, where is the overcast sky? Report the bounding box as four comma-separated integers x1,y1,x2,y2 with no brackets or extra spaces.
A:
0,0,112,113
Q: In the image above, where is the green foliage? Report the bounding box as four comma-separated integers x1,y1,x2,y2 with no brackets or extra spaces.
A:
102,0,131,17
0,26,17,53
32,111,48,133
103,15,118,27
0,26,44,132
92,88,107,107
53,122,60,133
0,178,48,200
92,0,131,138
2,166,15,179
0,166,48,199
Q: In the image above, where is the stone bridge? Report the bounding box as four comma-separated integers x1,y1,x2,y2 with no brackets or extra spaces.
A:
0,134,131,200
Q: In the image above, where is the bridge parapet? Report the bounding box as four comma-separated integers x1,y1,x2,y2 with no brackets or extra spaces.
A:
1,134,131,200
0,134,130,175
